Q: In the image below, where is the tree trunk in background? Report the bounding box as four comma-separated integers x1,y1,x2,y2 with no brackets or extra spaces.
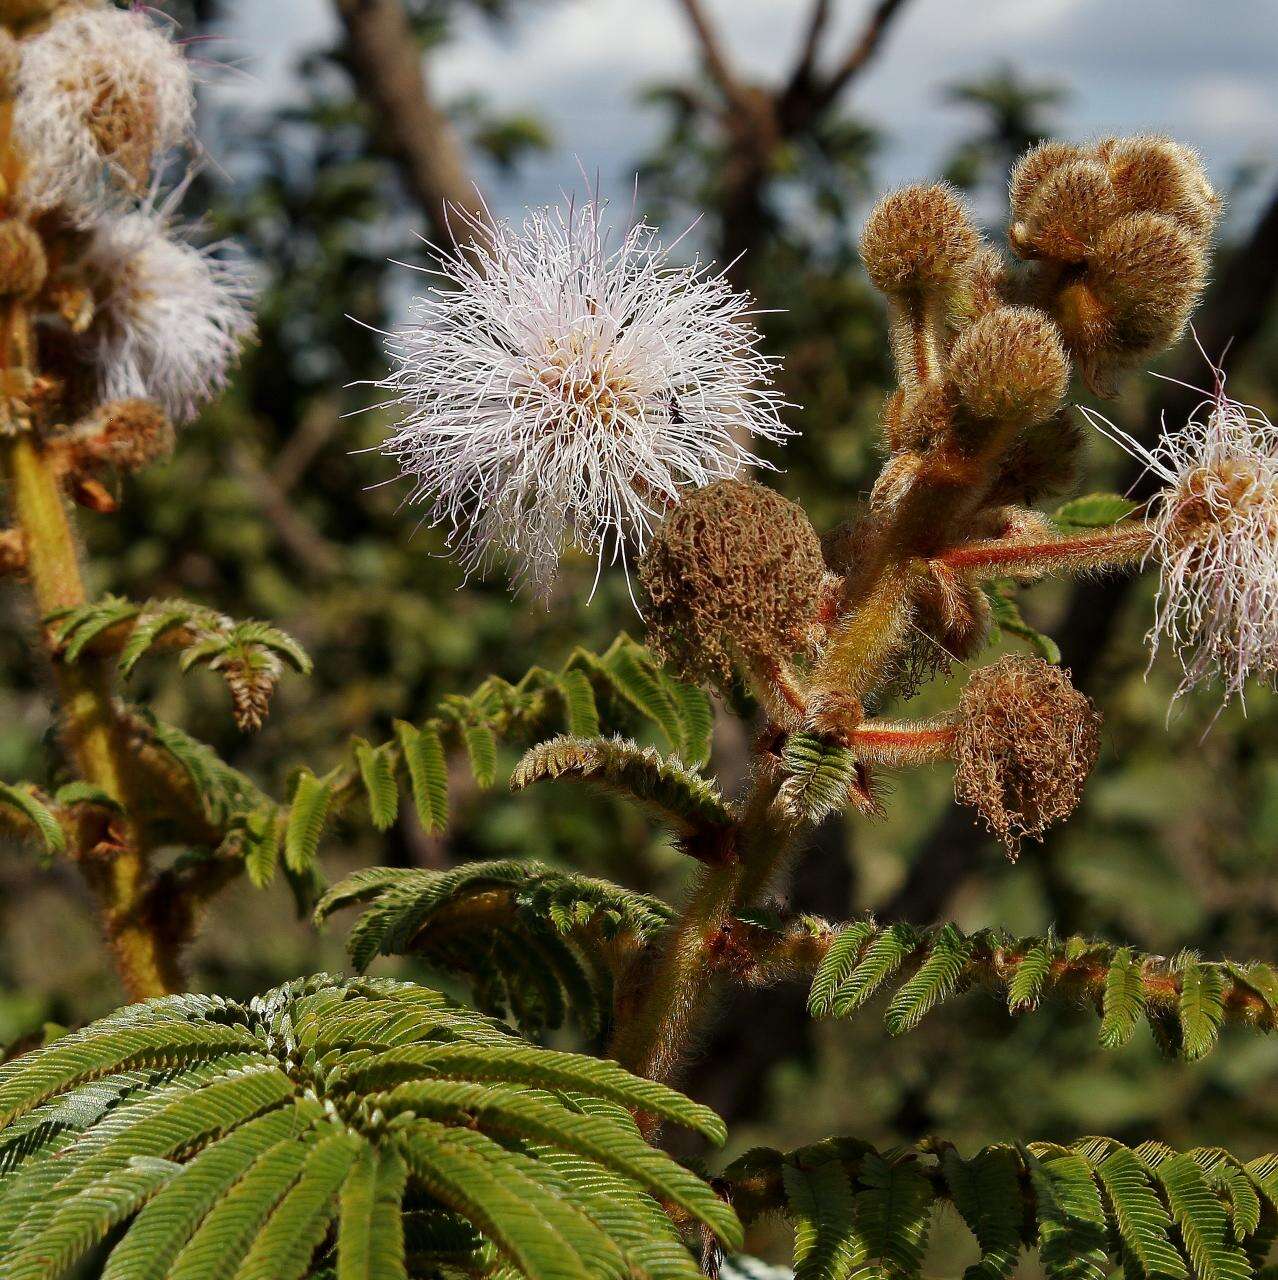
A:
333,0,488,244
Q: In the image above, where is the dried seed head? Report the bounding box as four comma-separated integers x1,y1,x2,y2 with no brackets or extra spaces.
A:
860,183,980,296
0,219,46,297
74,397,174,472
954,655,1101,857
638,478,825,686
949,305,1069,433
1009,158,1116,263
1098,134,1219,242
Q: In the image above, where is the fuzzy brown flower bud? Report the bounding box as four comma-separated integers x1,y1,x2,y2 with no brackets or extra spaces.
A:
1009,158,1116,263
1097,134,1219,242
1008,140,1089,223
0,220,46,298
860,183,980,297
954,655,1101,857
639,478,826,687
1060,211,1207,393
949,305,1069,435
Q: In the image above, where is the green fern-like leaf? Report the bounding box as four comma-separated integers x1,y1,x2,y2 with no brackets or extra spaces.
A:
783,1155,861,1280
395,721,449,835
512,736,732,838
354,740,399,833
0,782,65,858
728,1137,1276,1280
941,1145,1023,1280
285,769,336,875
0,976,737,1280
800,919,1275,1053
315,862,672,1036
1177,954,1226,1061
779,734,865,825
1053,492,1140,530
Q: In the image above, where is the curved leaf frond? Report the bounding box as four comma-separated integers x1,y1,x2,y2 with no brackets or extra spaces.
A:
724,1136,1278,1280
315,861,673,1037
801,918,1277,1055
0,975,733,1280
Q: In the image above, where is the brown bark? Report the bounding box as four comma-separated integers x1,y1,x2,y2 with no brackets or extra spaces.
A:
333,0,488,244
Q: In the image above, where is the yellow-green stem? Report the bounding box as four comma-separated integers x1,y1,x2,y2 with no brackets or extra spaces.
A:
2,431,177,999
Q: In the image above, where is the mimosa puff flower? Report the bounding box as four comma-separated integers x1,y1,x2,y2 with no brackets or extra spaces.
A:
1084,379,1278,707
78,196,255,423
14,5,195,219
379,199,790,596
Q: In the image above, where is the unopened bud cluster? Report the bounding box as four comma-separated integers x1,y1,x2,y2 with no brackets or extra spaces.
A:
1009,135,1217,394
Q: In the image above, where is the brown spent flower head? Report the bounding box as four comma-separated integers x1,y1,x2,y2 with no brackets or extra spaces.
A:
74,398,174,472
859,183,980,297
0,219,46,297
638,478,826,686
954,655,1101,857
948,305,1070,436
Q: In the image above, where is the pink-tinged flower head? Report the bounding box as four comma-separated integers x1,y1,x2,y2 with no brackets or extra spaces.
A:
379,198,791,598
78,191,256,424
1083,372,1278,709
15,6,194,220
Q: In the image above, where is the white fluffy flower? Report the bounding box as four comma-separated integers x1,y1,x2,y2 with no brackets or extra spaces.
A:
379,199,791,597
1083,376,1278,708
78,195,255,423
15,6,194,219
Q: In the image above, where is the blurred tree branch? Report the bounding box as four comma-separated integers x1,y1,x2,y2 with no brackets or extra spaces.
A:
333,0,489,243
883,182,1278,926
673,0,912,279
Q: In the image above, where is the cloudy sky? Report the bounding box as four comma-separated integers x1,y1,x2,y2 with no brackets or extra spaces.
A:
222,0,1278,226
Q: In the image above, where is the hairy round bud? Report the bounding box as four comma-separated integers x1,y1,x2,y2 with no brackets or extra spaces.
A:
1098,134,1219,242
638,479,825,686
1009,158,1116,263
885,380,954,454
859,183,980,296
1076,212,1208,387
949,305,1069,431
1008,140,1089,222
0,219,46,297
954,656,1101,857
